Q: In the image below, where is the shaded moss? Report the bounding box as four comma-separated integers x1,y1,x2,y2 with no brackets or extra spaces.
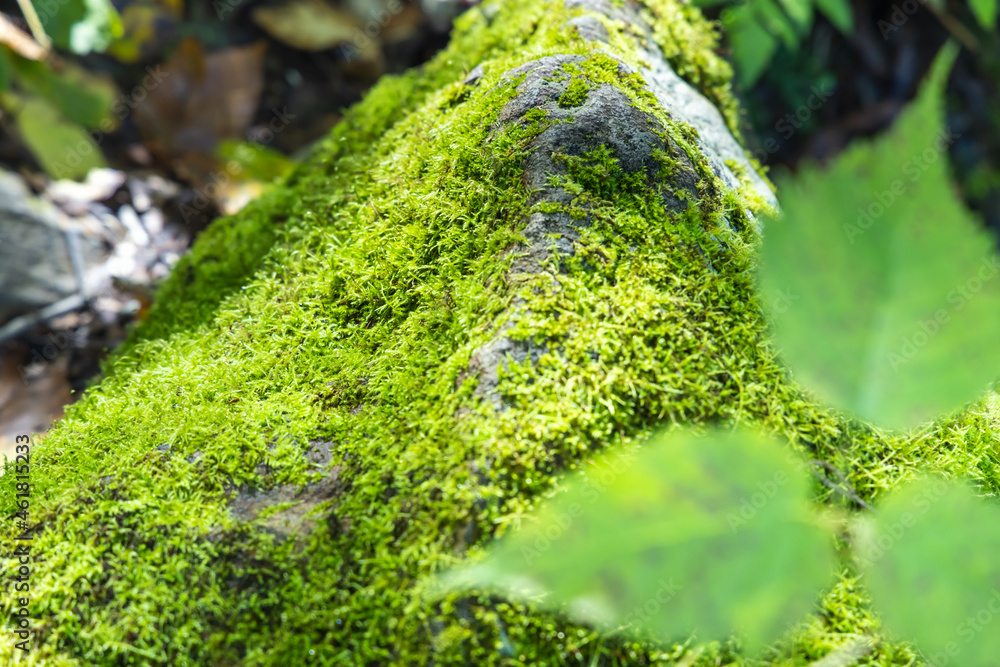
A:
1,1,998,666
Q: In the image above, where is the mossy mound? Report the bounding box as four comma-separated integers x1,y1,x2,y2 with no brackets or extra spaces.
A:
3,0,1000,665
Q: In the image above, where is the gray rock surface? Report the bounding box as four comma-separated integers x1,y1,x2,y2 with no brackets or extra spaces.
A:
0,170,108,325
566,0,776,207
462,0,774,407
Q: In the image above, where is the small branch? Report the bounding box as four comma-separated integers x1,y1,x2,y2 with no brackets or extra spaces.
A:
15,0,50,50
925,4,980,53
0,12,47,60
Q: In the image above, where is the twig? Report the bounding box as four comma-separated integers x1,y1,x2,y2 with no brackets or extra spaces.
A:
0,12,47,60
809,459,875,511
676,645,705,667
0,294,87,343
15,0,50,50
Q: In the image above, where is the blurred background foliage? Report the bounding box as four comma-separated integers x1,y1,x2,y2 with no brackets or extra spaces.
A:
702,0,1000,242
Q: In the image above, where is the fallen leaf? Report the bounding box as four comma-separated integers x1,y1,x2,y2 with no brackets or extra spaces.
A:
133,37,266,168
252,0,360,51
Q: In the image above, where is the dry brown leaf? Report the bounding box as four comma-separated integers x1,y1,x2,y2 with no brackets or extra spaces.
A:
252,0,360,51
133,37,266,169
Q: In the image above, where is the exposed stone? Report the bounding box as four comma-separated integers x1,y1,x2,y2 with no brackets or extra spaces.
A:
228,467,344,543
565,0,776,208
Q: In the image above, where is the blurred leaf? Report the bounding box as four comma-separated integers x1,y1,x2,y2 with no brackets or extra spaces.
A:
35,0,124,54
854,478,1000,667
777,0,813,29
814,0,853,32
438,428,835,652
759,43,1000,430
252,0,359,51
9,53,117,129
726,5,779,85
755,0,801,49
15,95,105,179
217,139,294,182
969,0,998,28
106,0,182,63
718,0,852,85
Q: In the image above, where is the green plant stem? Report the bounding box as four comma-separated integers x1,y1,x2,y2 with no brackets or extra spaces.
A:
16,0,50,50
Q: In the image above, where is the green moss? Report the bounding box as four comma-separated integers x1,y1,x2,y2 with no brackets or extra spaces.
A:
2,1,998,665
558,76,592,107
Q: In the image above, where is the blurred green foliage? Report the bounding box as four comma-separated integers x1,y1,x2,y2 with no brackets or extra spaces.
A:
854,478,1000,667
694,0,853,84
761,44,1000,430
36,0,123,55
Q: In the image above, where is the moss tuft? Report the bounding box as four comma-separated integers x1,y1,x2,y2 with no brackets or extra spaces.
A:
558,76,593,107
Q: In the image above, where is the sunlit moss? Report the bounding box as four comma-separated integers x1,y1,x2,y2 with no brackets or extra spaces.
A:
1,0,997,665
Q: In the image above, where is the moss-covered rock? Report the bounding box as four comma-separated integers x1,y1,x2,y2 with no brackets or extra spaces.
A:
3,0,999,665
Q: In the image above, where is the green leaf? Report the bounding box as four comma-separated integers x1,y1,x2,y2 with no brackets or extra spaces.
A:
35,0,124,55
217,140,294,182
8,53,117,129
854,478,1000,667
754,0,802,48
15,96,106,179
777,0,813,29
759,43,1000,430
814,0,853,32
438,428,836,652
969,0,998,28
726,5,779,85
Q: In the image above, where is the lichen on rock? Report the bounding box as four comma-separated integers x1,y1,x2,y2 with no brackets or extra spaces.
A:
3,1,999,666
